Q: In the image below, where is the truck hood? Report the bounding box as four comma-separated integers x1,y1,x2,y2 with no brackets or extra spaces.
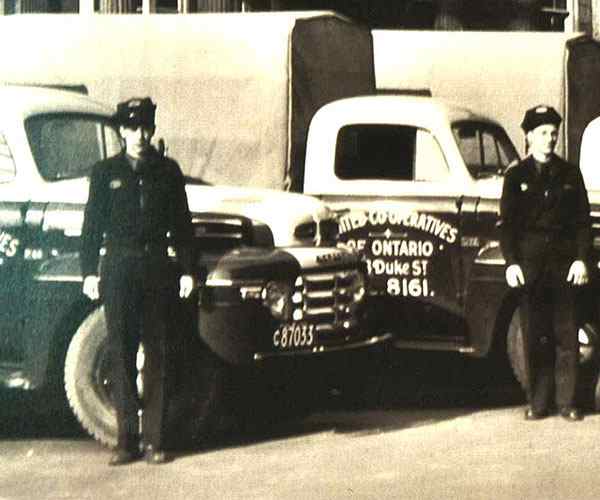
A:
185,184,330,247
29,179,329,248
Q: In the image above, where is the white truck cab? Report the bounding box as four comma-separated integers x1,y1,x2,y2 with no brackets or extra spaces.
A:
301,94,600,411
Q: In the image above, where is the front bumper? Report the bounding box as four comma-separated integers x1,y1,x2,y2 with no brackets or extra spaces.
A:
252,332,392,361
197,274,377,365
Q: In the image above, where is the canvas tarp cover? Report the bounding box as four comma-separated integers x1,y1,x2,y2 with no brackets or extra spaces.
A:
0,13,374,190
373,30,600,164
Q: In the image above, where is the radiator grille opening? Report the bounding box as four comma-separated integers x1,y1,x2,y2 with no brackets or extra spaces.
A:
301,268,363,341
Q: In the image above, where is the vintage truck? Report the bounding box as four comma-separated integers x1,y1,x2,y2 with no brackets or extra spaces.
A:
302,94,600,408
0,85,388,447
3,13,598,406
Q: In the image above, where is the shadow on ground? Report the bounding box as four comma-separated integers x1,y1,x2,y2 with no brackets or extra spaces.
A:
180,350,525,455
1,350,524,452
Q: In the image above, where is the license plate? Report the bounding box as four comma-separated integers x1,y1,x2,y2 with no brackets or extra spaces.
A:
273,322,316,350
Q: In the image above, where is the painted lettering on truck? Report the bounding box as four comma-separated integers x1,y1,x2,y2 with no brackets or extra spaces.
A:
338,208,458,299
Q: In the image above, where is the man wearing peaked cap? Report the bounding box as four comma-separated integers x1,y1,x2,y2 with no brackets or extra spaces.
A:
500,104,591,422
113,97,157,130
520,105,562,134
81,97,196,465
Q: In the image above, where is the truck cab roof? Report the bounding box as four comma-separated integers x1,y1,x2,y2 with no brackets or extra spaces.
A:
311,95,499,131
0,85,113,123
305,94,516,199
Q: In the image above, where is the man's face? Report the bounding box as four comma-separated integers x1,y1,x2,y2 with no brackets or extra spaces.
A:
120,124,155,159
527,123,558,159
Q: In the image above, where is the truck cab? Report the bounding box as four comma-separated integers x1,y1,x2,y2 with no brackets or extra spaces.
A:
305,95,518,352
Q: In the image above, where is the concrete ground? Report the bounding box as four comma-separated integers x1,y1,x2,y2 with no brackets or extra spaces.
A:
1,352,599,500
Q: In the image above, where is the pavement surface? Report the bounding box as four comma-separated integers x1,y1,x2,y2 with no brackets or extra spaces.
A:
1,352,599,500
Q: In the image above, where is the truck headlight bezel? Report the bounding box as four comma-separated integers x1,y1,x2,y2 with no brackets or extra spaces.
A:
262,281,293,320
352,271,367,303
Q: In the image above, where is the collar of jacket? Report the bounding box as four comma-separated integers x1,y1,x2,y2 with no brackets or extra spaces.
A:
119,147,162,174
522,154,564,181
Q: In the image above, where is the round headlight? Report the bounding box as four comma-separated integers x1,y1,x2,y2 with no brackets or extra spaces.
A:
578,328,590,346
579,323,598,364
262,281,292,320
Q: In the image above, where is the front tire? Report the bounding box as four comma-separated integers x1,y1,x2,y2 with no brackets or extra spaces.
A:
64,307,117,447
594,372,600,412
64,306,233,448
507,308,600,412
506,308,528,390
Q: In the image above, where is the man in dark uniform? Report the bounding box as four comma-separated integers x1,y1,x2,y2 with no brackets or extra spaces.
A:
80,97,195,465
500,105,591,422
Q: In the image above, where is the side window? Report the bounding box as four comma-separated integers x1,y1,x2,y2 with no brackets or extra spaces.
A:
25,114,121,181
481,132,503,173
335,124,416,180
415,129,449,181
453,121,519,179
105,126,123,158
334,124,448,182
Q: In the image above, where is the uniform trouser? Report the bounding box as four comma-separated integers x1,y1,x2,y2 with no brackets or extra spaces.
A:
101,254,177,452
520,259,579,413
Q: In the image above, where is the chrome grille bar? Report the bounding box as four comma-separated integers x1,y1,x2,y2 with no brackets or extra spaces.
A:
300,268,363,335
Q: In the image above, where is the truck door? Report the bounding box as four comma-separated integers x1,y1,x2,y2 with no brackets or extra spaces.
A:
450,121,518,285
330,124,470,350
0,113,122,367
0,135,29,363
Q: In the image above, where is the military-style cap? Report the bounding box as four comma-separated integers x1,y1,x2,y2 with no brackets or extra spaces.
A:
521,105,562,133
113,97,156,128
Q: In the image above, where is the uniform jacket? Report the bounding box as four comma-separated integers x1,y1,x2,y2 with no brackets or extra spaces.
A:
499,154,591,280
80,148,194,278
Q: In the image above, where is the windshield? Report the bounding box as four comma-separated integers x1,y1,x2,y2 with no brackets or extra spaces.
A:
25,113,122,181
452,121,519,179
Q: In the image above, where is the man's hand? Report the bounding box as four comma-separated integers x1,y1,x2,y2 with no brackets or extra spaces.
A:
567,260,589,286
82,275,100,300
179,274,195,299
505,264,525,288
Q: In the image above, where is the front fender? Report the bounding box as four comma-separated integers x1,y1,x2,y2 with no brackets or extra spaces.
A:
22,254,88,390
197,246,377,366
464,243,515,358
466,244,600,360
198,248,301,365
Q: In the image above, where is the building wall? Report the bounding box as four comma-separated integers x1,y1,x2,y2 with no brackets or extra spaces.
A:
1,0,599,40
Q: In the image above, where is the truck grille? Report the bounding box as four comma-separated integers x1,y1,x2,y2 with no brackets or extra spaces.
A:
300,268,364,339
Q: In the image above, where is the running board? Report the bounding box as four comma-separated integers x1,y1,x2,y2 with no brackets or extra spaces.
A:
393,339,475,354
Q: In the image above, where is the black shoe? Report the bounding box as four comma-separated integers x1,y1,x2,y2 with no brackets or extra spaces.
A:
559,407,583,422
144,446,170,465
109,449,142,466
524,407,547,420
